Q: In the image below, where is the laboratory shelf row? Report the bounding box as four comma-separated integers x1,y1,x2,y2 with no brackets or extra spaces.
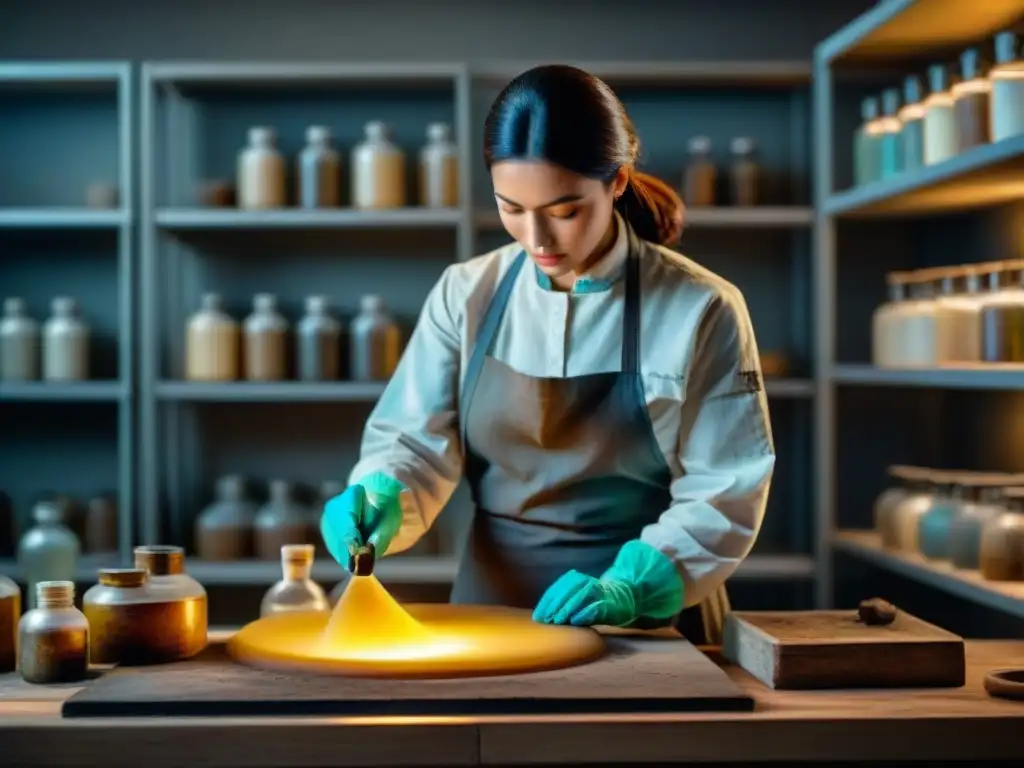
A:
813,0,1024,621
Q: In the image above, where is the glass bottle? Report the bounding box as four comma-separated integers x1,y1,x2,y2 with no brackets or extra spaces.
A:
991,30,1024,142
853,96,882,186
297,295,341,382
186,293,240,382
918,475,967,561
1,297,40,381
898,75,926,173
42,297,89,382
953,47,993,153
419,122,459,208
0,574,19,673
878,88,903,178
875,466,914,549
350,295,401,381
871,271,908,368
18,581,89,684
980,486,1024,581
980,261,1024,362
682,136,716,206
299,125,341,208
85,493,118,555
194,474,257,561
17,501,79,610
244,293,289,381
728,137,758,206
892,469,938,552
254,479,314,560
132,545,208,660
923,63,958,166
949,477,1011,570
237,126,286,210
935,266,983,365
352,121,406,209
894,271,939,368
260,544,330,617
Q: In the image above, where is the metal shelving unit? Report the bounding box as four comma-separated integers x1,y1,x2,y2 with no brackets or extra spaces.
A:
814,0,1024,611
0,61,134,573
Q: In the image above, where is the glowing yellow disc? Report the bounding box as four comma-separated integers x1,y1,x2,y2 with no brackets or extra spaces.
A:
228,575,606,679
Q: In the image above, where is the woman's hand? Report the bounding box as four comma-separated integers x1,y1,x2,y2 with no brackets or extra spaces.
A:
320,472,404,569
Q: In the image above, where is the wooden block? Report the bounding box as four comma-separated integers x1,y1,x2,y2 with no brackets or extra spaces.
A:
722,609,966,690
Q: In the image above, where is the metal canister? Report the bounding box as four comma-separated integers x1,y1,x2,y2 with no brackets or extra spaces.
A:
131,546,209,661
0,574,20,672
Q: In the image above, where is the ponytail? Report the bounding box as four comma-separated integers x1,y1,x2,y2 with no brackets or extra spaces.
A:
614,171,685,246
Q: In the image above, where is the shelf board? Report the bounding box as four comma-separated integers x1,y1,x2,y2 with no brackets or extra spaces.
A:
733,554,815,579
0,62,127,89
0,554,125,582
188,556,458,586
765,378,815,398
474,207,813,231
819,0,1024,65
824,134,1024,218
155,380,387,402
155,207,462,231
833,530,1024,619
471,60,811,87
0,381,126,402
0,208,129,229
145,62,463,89
832,363,1024,390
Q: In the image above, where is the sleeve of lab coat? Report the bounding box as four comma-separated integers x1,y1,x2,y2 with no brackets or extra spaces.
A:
639,290,776,607
347,265,464,555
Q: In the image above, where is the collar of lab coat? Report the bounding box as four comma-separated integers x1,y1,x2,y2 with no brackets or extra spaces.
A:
533,210,628,294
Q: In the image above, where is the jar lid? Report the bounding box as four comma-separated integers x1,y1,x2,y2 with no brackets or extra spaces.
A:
134,545,185,576
99,568,148,589
902,75,923,105
995,30,1022,65
927,63,951,94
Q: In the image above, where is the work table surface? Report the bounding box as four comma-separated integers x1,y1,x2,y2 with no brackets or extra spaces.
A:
2,638,1023,765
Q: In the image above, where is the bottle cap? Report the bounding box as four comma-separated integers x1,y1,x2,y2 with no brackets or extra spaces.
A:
426,122,451,142
253,293,277,312
51,297,77,316
3,297,26,315
248,126,276,146
364,121,391,139
281,544,315,566
730,137,754,156
687,135,711,154
201,293,222,311
98,568,148,589
861,96,879,121
134,545,185,576
360,294,384,313
903,74,923,105
216,474,246,501
306,125,332,144
36,580,74,608
927,63,951,94
995,31,1022,65
305,295,328,315
881,88,901,116
32,501,63,525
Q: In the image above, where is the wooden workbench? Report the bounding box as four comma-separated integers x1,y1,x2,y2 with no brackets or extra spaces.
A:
2,640,1023,765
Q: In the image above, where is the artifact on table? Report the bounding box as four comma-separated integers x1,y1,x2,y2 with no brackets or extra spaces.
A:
260,544,330,617
419,122,459,208
19,580,89,684
298,125,341,208
857,597,897,626
132,545,208,660
186,292,240,382
237,126,286,209
1,296,40,382
352,120,406,209
194,474,257,561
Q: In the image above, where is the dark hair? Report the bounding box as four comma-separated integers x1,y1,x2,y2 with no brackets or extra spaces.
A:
483,64,684,246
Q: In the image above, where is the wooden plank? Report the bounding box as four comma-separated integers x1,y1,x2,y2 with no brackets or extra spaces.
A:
722,609,965,690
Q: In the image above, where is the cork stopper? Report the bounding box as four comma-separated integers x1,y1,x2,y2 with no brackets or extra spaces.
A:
98,568,148,589
281,544,315,580
36,581,74,609
134,545,185,576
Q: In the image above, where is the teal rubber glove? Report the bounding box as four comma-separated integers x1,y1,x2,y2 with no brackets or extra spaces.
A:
320,471,405,569
532,540,684,627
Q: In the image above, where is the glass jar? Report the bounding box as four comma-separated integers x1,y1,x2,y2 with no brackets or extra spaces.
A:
350,295,401,382
728,137,759,206
243,293,289,381
682,136,716,206
194,474,257,561
18,581,89,684
874,465,916,548
352,121,406,209
935,266,983,365
254,480,314,560
980,260,1024,362
878,88,903,178
923,63,958,166
132,545,208,660
186,293,240,382
898,75,926,173
296,295,342,382
853,96,882,186
17,501,79,609
894,271,939,368
871,271,909,368
0,574,19,673
918,474,968,561
0,296,40,382
260,544,330,617
419,122,459,208
42,297,89,382
298,125,341,208
991,30,1024,142
952,47,993,153
237,126,286,210
980,486,1024,581
948,476,1015,570
893,469,939,552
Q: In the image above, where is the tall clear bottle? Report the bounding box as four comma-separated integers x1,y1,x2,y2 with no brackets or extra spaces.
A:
254,480,314,560
297,295,341,381
991,30,1024,142
898,75,926,173
299,125,341,208
17,501,80,609
871,272,908,368
350,295,401,381
923,63,958,165
853,96,882,186
238,126,286,209
352,121,406,209
260,544,330,617
1,297,40,381
244,293,289,381
419,122,459,208
186,293,240,381
43,297,89,381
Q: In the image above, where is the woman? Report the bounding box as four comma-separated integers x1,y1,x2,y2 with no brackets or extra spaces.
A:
322,64,775,641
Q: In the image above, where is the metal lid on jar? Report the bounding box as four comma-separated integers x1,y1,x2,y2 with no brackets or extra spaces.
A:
927,63,952,94
134,545,185,576
98,568,148,589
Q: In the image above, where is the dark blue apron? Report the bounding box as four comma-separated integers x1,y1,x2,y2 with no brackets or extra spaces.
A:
449,227,727,642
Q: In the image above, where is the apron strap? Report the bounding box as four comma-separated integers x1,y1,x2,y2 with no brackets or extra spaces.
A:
620,228,642,375
459,251,526,455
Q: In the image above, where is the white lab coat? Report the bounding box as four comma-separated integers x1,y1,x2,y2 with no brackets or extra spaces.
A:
349,213,776,607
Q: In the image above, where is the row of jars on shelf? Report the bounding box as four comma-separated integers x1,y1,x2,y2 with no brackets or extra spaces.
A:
682,136,760,208
853,29,1024,187
874,465,1024,581
0,297,91,382
0,492,118,561
871,260,1024,369
233,121,459,211
186,292,402,382
0,541,344,683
